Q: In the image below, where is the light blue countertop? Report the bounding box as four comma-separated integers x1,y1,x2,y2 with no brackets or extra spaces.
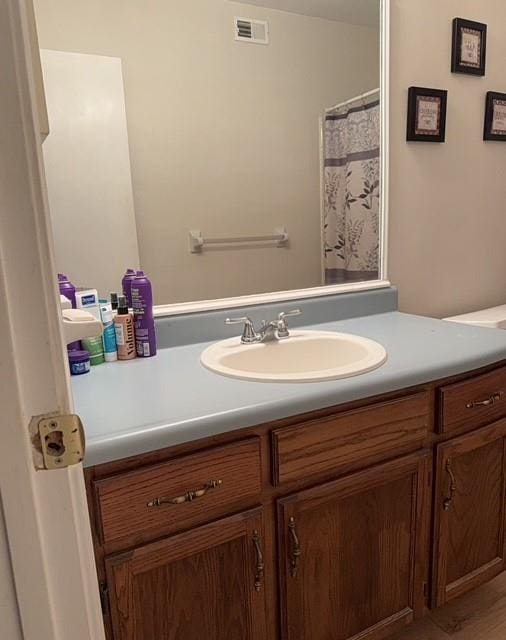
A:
73,311,506,467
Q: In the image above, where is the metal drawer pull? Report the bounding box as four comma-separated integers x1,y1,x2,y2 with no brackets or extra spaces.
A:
443,459,456,511
147,479,222,507
466,392,502,409
252,530,264,592
288,516,301,578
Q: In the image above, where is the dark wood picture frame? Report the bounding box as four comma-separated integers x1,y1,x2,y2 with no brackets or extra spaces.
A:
406,87,448,143
452,18,487,76
484,92,506,141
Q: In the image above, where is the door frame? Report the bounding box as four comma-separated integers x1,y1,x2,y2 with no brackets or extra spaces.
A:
0,1,105,638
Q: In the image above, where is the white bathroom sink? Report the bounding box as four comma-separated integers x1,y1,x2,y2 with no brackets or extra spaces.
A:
200,330,387,383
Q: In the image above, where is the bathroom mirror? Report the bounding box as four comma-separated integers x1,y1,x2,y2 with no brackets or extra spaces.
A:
34,0,388,311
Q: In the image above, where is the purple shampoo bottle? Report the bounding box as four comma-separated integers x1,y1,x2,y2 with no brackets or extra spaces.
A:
132,271,157,357
122,268,136,308
58,273,80,350
58,273,77,307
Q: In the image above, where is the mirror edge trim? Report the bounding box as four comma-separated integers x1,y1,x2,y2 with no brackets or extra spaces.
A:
379,0,390,285
153,279,392,317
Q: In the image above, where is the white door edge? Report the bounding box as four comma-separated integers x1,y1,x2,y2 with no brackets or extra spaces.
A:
0,1,104,638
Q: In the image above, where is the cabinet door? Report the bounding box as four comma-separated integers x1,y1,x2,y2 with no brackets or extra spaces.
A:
278,451,430,640
105,508,267,640
432,420,506,607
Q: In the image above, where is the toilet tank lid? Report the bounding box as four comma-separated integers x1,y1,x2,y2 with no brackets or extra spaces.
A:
444,304,506,329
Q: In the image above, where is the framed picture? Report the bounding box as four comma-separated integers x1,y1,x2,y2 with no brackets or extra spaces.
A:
484,92,506,141
406,87,448,143
452,18,487,76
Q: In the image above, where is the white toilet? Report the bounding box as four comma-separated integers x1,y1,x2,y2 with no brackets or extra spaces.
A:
444,304,506,329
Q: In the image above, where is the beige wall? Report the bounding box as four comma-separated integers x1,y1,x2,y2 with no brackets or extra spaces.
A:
389,0,506,318
34,0,379,303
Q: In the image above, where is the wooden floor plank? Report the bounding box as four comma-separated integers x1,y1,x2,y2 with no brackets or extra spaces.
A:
430,572,506,638
392,617,448,640
394,573,506,640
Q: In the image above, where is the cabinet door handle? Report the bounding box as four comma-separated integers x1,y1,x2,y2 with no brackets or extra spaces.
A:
252,530,264,592
466,392,502,409
288,516,301,578
443,459,456,511
147,479,222,507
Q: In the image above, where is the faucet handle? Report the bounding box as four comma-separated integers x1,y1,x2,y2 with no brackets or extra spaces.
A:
225,316,258,344
277,309,301,337
278,309,301,321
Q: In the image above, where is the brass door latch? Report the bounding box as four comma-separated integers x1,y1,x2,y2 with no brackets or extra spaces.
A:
30,414,85,470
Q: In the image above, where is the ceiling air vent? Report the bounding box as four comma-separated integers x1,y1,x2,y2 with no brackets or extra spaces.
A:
234,17,269,45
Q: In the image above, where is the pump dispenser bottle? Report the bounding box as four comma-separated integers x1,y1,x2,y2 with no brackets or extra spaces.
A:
114,295,136,360
101,304,118,362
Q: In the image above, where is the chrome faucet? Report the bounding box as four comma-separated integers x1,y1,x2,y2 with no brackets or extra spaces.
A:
225,309,301,344
224,316,258,343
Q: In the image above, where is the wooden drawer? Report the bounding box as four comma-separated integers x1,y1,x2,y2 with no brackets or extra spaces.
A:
438,366,506,436
93,437,262,546
272,392,429,485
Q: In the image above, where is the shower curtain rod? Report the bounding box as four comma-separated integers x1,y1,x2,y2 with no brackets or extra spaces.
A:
326,87,380,113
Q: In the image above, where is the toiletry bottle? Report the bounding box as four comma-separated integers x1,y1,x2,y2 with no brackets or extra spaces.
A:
58,273,81,350
110,292,119,311
68,350,91,376
122,269,136,308
132,271,157,357
58,273,77,307
114,295,136,360
81,335,105,366
76,288,100,316
76,289,105,365
100,304,118,362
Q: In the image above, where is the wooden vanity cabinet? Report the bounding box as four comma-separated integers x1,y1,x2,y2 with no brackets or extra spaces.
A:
432,419,506,608
94,438,262,547
437,366,506,436
105,508,268,640
86,361,506,640
277,451,430,640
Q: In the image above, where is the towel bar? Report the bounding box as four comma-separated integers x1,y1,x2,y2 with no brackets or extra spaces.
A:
189,227,288,253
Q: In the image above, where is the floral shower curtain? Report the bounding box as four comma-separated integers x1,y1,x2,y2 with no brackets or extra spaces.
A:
323,92,380,284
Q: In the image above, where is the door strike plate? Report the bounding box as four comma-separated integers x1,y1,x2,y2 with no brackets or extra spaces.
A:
37,414,86,470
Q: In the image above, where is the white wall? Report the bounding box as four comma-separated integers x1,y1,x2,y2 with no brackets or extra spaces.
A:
34,0,379,304
389,0,506,318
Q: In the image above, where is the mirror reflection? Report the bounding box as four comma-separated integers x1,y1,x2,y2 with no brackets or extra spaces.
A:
34,0,382,305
